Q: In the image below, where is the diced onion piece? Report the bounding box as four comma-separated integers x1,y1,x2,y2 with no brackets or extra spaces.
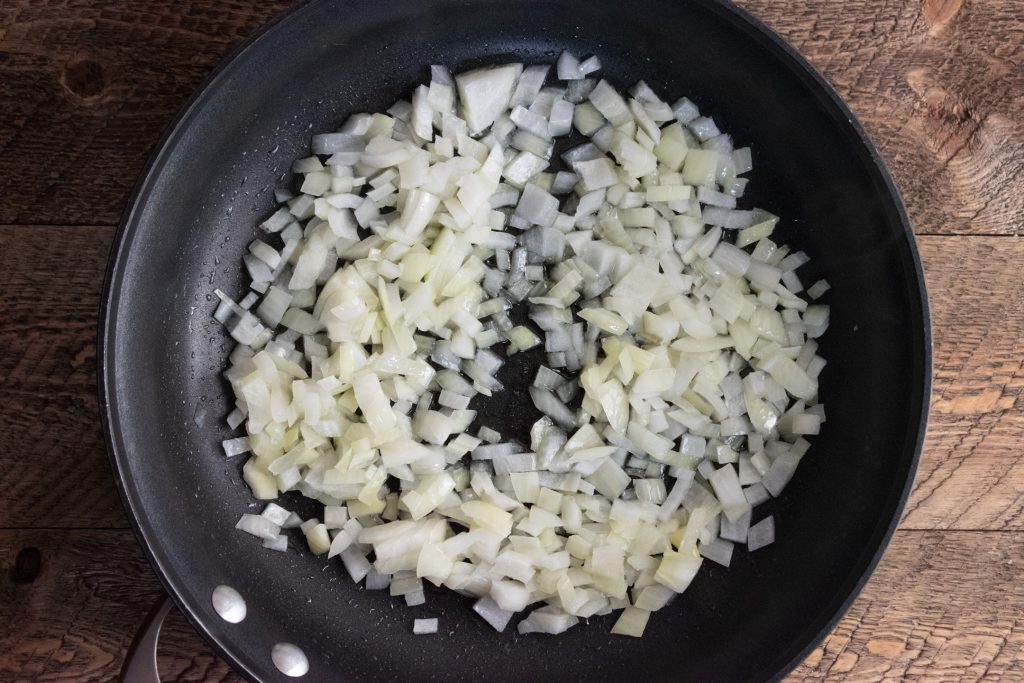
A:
222,436,251,458
413,618,439,635
708,465,751,523
698,538,734,567
760,354,818,401
655,550,703,592
747,516,775,551
261,503,292,526
610,607,650,637
235,514,280,540
556,51,584,79
456,64,523,135
517,607,579,634
473,596,514,632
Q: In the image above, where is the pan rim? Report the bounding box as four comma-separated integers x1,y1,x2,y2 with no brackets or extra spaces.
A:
97,0,932,680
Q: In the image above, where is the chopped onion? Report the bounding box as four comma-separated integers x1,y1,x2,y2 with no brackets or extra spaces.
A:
529,386,576,429
235,513,280,540
518,606,579,634
473,596,514,632
222,436,250,458
413,618,439,635
457,64,523,135
610,607,651,637
747,516,775,551
698,538,734,567
261,502,292,526
219,56,827,642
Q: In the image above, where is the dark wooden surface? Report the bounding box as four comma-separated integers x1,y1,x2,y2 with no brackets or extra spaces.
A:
1,0,1022,680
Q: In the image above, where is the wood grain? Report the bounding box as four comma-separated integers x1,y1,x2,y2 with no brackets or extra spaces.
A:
0,0,291,226
0,530,239,683
2,230,1020,531
790,530,1024,681
0,1,1020,232
0,225,125,529
2,529,1021,682
740,0,1024,236
1,2,1022,679
905,236,1024,530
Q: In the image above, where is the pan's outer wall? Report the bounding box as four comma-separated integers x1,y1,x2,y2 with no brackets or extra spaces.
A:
100,0,930,681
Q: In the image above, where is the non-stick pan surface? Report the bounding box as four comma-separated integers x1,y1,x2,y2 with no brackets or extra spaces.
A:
100,1,930,680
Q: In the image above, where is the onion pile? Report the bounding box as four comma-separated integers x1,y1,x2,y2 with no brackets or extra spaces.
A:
215,53,830,638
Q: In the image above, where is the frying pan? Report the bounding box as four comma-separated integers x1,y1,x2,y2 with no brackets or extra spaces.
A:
99,0,931,680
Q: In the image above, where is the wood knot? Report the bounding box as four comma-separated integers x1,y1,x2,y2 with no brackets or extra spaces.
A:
61,56,107,102
922,0,963,31
14,547,42,584
906,68,974,126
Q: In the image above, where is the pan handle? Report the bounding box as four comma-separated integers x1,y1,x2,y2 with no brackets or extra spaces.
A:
120,595,173,683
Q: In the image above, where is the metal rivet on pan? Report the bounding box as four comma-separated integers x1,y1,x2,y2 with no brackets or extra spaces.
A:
272,642,309,677
211,584,247,623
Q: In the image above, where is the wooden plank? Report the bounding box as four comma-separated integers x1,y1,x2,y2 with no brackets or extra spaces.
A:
0,0,290,226
0,1,1020,232
741,0,1024,236
1,529,1021,681
0,530,239,683
0,225,125,529
789,530,1024,681
903,236,1024,530
0,229,1021,530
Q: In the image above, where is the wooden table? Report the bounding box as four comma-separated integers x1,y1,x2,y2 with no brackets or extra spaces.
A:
1,1,1022,680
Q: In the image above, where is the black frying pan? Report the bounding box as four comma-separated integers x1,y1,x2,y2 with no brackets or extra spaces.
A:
99,0,931,680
